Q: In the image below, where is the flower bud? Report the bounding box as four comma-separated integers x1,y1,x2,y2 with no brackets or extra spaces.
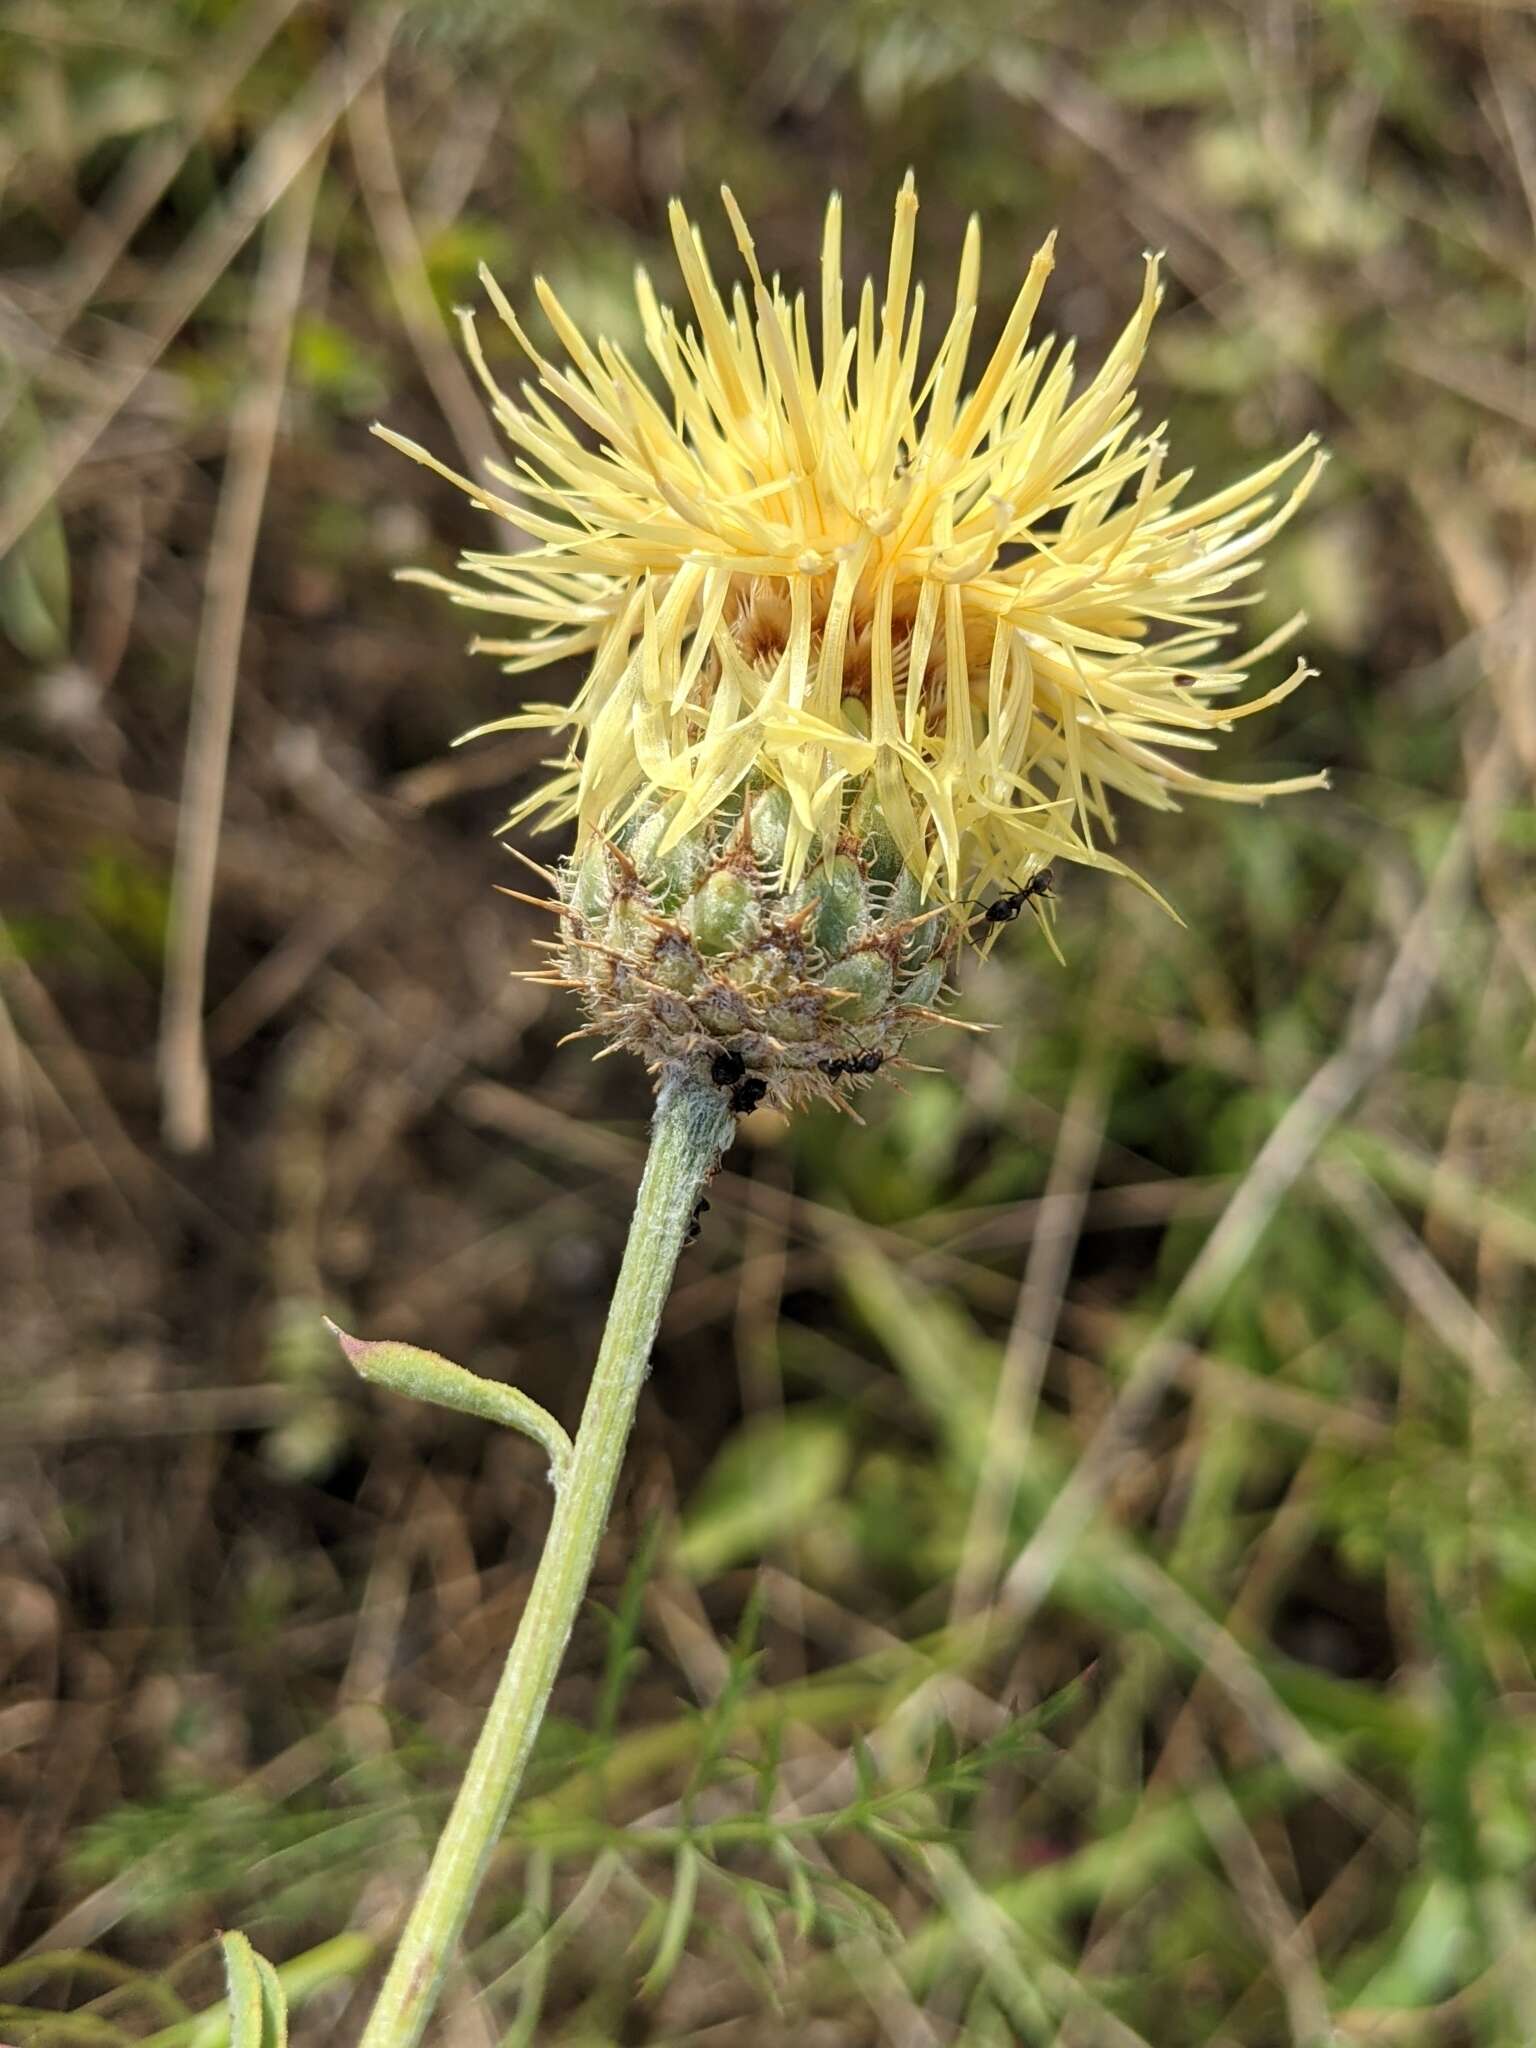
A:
556,782,964,1109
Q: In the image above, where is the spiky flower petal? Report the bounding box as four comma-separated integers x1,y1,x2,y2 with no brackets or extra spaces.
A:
381,177,1323,912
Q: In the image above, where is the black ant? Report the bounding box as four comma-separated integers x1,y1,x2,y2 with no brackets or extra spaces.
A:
729,1075,768,1115
973,867,1055,926
819,1050,885,1078
711,1048,746,1086
684,1195,710,1247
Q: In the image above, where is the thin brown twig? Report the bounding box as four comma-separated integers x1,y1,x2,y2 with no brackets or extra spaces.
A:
158,153,326,1151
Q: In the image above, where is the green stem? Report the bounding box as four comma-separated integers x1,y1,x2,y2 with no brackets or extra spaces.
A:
357,1071,733,2048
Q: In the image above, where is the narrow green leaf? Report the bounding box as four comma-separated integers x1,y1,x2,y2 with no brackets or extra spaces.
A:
219,1932,286,2048
641,1841,701,1998
325,1319,573,1482
0,379,71,662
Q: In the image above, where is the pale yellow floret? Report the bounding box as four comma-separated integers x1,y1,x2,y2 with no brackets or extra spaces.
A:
379,179,1325,902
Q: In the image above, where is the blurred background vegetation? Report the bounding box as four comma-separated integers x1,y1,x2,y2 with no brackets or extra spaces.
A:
2,1,1534,2042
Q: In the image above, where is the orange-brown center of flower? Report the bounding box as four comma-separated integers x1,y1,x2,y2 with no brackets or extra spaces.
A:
724,573,996,725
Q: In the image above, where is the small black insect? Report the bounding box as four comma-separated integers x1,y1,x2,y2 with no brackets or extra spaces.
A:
819,1050,885,1079
729,1075,768,1115
975,867,1055,925
711,1048,746,1086
684,1195,711,1247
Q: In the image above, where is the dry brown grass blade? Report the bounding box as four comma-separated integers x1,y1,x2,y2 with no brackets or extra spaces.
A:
1182,1745,1335,2048
347,71,507,493
1316,1156,1528,1406
157,153,325,1152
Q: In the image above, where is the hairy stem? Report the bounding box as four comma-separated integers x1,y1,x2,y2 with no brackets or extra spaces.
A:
357,1071,733,2048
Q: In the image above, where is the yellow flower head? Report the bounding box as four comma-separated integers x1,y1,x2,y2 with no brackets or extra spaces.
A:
380,177,1324,906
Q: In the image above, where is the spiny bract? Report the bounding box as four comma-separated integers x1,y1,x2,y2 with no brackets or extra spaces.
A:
542,781,958,1112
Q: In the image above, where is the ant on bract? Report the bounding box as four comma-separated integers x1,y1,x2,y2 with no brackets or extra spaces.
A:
820,1051,885,1079
970,865,1055,929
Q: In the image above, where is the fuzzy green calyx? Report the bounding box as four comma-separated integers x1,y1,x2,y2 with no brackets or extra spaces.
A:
547,782,963,1112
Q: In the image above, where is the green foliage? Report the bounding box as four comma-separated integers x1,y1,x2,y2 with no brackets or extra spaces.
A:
287,318,389,419
79,847,171,970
